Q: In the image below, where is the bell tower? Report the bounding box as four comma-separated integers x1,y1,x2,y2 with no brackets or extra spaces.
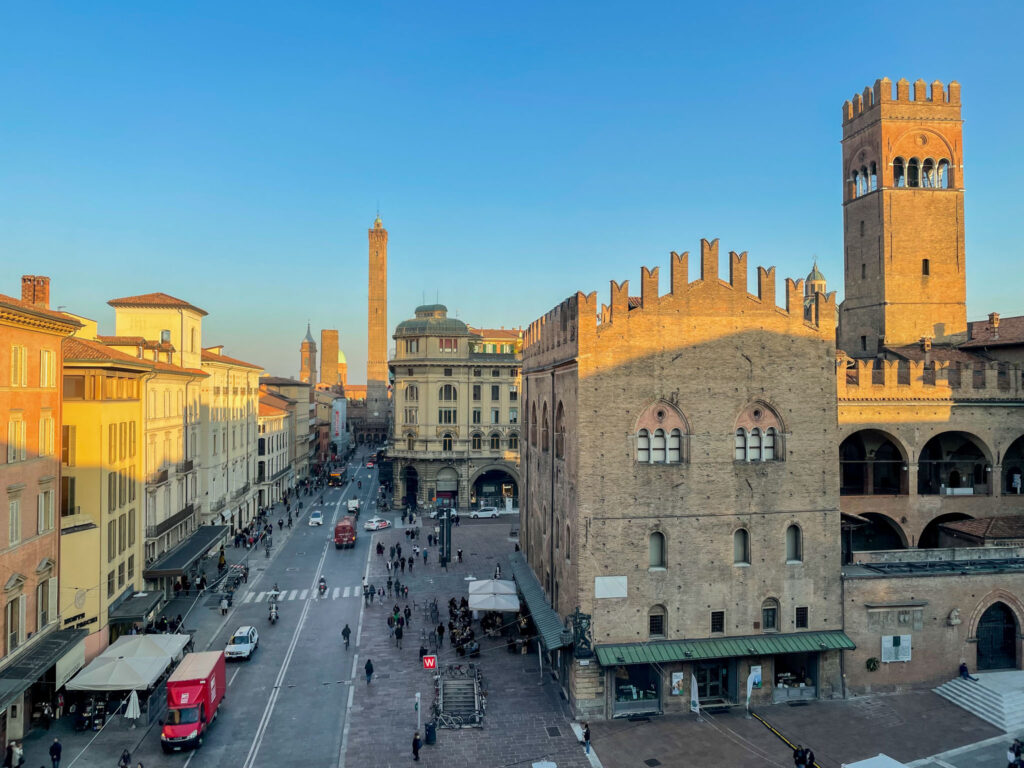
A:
367,216,389,416
838,77,967,356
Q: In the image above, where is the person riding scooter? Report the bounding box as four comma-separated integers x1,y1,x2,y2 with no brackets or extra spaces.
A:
269,602,279,624
358,480,362,489
318,576,327,597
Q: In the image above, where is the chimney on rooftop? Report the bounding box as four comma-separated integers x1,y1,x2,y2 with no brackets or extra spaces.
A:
989,312,1001,340
21,275,50,309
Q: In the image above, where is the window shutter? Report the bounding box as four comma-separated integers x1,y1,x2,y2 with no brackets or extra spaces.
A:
38,494,44,533
20,348,27,387
49,578,58,621
18,596,26,644
19,421,26,460
9,346,15,386
7,422,15,463
39,350,46,387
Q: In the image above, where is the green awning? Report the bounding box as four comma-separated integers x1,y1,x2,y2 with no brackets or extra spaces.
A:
509,553,571,652
595,630,855,666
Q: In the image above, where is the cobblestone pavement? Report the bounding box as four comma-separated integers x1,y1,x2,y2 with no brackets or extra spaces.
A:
345,516,594,768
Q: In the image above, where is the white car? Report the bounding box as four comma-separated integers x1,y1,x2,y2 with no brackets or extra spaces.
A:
308,510,324,526
225,626,259,660
470,507,499,519
363,516,391,531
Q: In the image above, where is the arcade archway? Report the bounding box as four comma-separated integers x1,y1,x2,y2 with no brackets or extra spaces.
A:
401,466,419,507
471,468,519,511
977,602,1019,670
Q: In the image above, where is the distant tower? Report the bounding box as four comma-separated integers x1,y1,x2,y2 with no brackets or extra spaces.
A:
804,261,827,322
367,217,389,416
300,323,318,384
337,349,348,388
838,77,967,356
320,329,340,386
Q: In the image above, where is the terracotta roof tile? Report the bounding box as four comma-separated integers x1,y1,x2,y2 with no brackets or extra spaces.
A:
107,292,208,316
0,293,83,326
961,315,1024,348
64,337,152,368
259,400,288,417
467,326,522,339
96,335,146,346
151,360,208,377
201,348,262,370
940,516,1024,539
260,376,310,387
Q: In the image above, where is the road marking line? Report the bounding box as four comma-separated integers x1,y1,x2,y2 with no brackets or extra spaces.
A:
243,592,255,603
242,512,332,768
256,591,266,602
334,587,342,599
229,668,240,687
299,589,308,600
288,589,298,601
342,587,350,598
340,515,373,768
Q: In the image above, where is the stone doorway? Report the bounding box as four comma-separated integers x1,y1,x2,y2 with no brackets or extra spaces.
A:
977,602,1018,670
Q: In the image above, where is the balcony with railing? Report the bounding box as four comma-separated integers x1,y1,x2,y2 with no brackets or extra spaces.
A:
148,468,169,486
232,482,251,500
177,458,194,473
210,497,226,513
146,503,194,539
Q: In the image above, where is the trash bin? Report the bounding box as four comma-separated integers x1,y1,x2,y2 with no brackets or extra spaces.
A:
425,721,436,745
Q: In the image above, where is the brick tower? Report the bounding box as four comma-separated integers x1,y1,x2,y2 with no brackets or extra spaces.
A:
320,329,340,387
838,77,967,356
366,217,389,423
299,323,317,384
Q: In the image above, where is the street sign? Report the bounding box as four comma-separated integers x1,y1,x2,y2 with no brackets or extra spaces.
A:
422,655,437,670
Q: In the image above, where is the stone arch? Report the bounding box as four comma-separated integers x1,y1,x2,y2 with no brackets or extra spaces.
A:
969,591,1024,670
889,127,957,170
851,512,908,551
1001,434,1024,494
917,430,994,495
839,428,910,495
918,512,973,549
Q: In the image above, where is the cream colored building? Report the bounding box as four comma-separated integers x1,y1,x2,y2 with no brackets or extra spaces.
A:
260,377,313,482
389,305,522,511
257,395,291,507
200,347,262,529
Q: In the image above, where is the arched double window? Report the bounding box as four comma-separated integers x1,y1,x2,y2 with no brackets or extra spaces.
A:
471,432,482,450
921,158,936,188
734,528,750,565
441,433,453,452
635,402,689,464
405,433,415,451
907,157,920,187
508,432,519,451
490,433,501,451
541,403,549,453
893,157,906,188
406,384,419,402
438,384,457,402
649,531,666,568
937,159,950,188
734,403,783,462
554,402,565,459
786,524,803,563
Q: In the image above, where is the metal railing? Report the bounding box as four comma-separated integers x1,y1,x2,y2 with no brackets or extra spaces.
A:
148,468,169,485
210,497,226,513
177,458,194,473
145,504,194,539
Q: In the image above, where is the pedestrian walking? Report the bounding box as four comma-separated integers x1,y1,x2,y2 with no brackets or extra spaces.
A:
457,548,463,563
48,738,61,768
408,557,414,574
395,624,404,649
342,624,351,650
377,588,384,606
365,659,374,685
56,692,64,719
793,745,807,768
390,545,396,560
428,533,433,547
386,560,393,574
404,605,412,626
437,623,445,647
387,577,393,597
423,548,428,565
400,557,406,574
403,584,409,599
805,748,815,768
582,723,591,755
117,749,131,768
396,543,402,558
219,596,229,615
412,731,422,761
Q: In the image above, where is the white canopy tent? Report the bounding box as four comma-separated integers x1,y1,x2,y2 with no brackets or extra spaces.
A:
842,755,908,768
468,592,521,611
66,634,191,692
66,655,167,692
467,579,516,595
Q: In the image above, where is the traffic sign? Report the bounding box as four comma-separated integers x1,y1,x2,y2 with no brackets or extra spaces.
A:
422,655,437,670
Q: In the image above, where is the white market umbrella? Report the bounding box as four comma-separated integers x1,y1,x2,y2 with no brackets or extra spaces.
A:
467,579,516,595
468,593,521,612
124,690,141,726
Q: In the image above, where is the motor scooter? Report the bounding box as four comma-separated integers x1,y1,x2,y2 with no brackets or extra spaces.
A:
268,603,279,624
318,579,327,597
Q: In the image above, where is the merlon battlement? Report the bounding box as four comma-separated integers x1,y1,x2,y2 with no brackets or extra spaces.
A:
523,238,837,361
842,77,961,123
837,354,1024,401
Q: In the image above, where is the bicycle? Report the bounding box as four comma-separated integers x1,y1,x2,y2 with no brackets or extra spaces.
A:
434,712,464,729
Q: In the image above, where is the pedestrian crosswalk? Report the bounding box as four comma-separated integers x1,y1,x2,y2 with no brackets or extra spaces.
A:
242,584,364,603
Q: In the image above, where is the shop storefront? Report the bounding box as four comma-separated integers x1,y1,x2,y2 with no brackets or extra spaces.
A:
772,651,819,703
611,663,661,716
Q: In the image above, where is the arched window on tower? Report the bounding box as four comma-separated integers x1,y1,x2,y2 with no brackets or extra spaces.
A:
637,429,650,463
554,402,565,459
893,157,906,188
922,158,936,188
763,427,777,461
651,429,667,463
649,532,666,568
442,433,453,452
851,169,860,198
735,429,747,461
668,429,682,463
734,528,750,565
786,524,803,563
907,157,920,188
860,165,868,195
735,403,784,462
938,159,950,188
748,428,762,462
761,598,779,632
541,403,549,452
869,162,878,191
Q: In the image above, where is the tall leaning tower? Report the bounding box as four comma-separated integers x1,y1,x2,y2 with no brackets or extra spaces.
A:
300,323,318,385
838,77,967,356
367,217,389,420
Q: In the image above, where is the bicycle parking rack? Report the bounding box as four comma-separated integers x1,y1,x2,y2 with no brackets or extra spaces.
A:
432,663,486,728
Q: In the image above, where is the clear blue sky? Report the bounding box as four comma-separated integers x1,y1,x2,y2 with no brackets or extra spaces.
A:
2,1,1022,380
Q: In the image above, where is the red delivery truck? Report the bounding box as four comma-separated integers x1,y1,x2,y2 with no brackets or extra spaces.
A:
161,651,226,752
334,516,357,549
